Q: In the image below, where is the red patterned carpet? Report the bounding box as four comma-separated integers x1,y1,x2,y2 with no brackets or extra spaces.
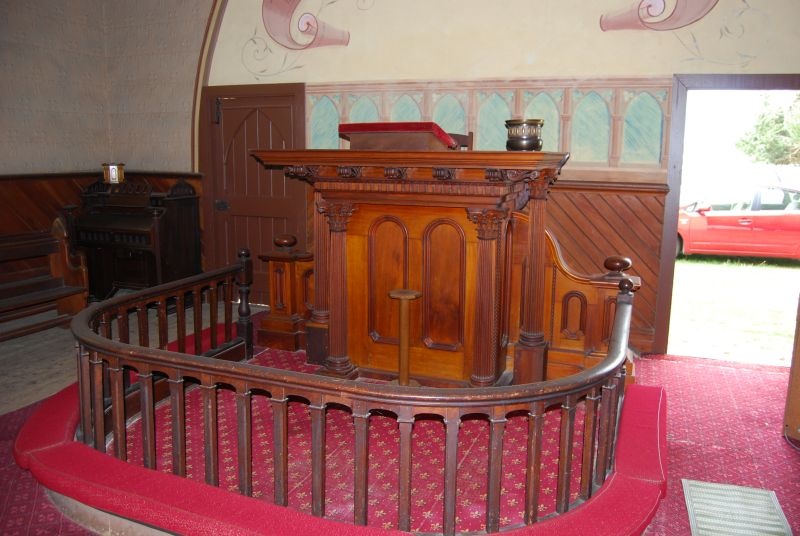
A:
635,354,799,535
0,403,91,535
2,352,797,535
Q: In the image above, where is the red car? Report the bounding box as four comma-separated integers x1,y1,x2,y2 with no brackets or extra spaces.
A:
677,186,800,260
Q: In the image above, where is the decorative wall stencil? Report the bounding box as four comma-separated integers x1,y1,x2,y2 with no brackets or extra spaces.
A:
524,92,561,153
349,95,380,123
390,94,423,122
621,92,664,164
600,1,770,68
262,0,350,50
306,78,671,166
675,1,770,67
571,91,611,163
242,0,372,79
432,94,468,136
309,95,340,149
477,92,513,150
600,0,720,31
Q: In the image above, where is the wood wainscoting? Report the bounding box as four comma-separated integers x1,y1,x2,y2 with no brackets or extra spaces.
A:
0,171,202,238
547,177,668,355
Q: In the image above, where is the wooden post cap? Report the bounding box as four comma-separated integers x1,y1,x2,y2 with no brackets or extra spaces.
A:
274,234,298,249
604,255,632,274
389,289,422,300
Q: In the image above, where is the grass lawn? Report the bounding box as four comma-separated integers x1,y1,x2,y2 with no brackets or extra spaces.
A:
667,256,800,367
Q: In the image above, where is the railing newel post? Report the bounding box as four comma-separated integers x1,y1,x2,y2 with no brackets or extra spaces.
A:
237,248,253,359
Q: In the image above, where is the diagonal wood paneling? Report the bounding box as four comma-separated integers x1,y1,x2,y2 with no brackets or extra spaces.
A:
547,180,668,353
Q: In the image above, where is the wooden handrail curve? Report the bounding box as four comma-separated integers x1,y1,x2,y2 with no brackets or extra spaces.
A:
71,250,636,535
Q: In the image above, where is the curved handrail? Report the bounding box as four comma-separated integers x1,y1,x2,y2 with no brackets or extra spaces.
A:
72,255,636,535
75,291,633,407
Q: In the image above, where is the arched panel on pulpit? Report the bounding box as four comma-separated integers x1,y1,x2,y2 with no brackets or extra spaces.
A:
422,219,466,352
368,216,409,344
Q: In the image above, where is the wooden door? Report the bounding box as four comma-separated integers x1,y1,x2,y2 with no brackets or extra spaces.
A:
200,84,306,305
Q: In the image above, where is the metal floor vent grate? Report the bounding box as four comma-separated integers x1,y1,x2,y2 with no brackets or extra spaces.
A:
682,479,792,535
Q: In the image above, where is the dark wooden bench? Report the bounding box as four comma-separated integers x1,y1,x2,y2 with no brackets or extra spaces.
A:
0,217,88,342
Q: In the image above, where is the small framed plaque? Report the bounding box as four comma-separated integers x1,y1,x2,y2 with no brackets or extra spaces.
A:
102,163,125,184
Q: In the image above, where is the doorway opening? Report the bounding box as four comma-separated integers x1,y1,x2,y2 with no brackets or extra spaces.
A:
665,79,800,366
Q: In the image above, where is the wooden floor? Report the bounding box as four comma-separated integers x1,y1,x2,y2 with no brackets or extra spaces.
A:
0,303,266,416
0,314,77,415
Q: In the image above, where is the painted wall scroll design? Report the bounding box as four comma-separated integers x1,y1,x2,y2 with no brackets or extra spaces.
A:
600,0,720,31
262,0,351,50
242,0,373,79
600,0,769,67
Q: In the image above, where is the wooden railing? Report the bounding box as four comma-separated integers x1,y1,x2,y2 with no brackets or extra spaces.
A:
71,249,637,535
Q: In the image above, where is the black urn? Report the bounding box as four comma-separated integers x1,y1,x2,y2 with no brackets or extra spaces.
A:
505,119,544,151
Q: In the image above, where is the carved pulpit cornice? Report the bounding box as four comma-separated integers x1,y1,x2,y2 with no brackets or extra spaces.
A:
252,149,569,174
252,150,569,212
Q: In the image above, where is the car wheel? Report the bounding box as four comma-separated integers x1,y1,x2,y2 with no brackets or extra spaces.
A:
676,235,684,257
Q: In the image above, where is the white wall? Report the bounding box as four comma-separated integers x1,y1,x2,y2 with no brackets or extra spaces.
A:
0,0,212,174
0,1,107,174
2,1,798,175
210,0,800,85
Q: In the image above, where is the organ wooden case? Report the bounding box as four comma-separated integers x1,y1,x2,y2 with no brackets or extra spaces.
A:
65,179,201,300
252,149,570,386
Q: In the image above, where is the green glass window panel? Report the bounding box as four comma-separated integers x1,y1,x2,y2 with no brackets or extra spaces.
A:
571,92,610,163
309,96,340,149
349,96,380,123
433,94,467,134
477,93,511,150
525,94,560,152
621,93,663,164
391,95,422,121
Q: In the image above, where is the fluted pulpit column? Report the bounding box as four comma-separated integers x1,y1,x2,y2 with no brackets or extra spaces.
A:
467,208,509,387
515,175,556,383
311,191,329,324
318,201,357,378
305,191,330,364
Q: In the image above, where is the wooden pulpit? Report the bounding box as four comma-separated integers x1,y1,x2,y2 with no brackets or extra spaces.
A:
252,141,569,386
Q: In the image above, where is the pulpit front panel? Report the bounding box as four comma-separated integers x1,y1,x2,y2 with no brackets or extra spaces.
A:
346,204,477,382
